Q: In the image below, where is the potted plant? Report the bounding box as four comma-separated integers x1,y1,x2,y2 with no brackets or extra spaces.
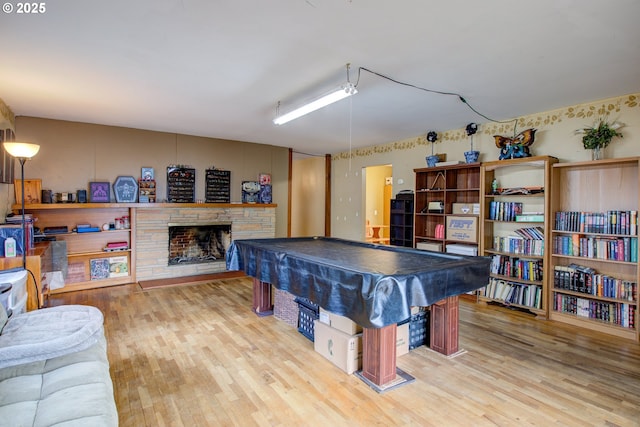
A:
464,122,479,163
425,131,439,167
575,118,624,160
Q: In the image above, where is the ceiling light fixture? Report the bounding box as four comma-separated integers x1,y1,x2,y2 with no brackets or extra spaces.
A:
273,64,357,126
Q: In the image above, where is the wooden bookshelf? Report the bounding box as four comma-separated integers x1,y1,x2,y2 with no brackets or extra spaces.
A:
413,162,481,253
549,157,639,341
14,204,136,293
479,155,558,317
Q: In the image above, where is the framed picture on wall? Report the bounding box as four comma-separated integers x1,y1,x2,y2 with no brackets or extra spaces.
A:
89,181,110,203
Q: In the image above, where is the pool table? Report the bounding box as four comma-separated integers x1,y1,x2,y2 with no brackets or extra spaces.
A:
226,236,490,388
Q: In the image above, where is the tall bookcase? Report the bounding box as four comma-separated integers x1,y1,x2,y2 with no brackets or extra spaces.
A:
414,163,480,252
479,155,557,317
549,157,639,341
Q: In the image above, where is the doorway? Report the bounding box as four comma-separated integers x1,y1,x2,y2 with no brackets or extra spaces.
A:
364,164,392,244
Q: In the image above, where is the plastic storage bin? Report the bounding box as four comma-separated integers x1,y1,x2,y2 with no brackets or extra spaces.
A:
0,269,28,316
295,297,319,341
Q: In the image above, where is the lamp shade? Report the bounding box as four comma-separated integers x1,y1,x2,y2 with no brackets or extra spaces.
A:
3,142,40,159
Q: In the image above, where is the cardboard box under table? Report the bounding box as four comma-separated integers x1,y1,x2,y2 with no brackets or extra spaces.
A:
313,320,363,375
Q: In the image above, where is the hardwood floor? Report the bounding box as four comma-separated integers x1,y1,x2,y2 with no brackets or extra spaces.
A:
49,277,640,427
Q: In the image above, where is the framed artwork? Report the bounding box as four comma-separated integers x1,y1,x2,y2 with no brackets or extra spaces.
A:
89,181,110,203
141,167,154,180
113,176,138,203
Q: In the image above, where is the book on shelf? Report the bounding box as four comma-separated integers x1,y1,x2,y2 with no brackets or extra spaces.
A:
435,160,463,167
553,235,637,262
515,214,544,223
482,277,542,309
553,293,635,328
554,210,638,235
489,201,523,221
90,258,110,280
553,264,637,300
108,255,128,278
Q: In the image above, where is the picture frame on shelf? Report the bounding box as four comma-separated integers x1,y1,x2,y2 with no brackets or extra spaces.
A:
89,181,110,203
113,176,138,203
141,167,154,180
14,178,42,204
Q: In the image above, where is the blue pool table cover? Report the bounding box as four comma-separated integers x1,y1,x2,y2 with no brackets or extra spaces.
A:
227,237,490,329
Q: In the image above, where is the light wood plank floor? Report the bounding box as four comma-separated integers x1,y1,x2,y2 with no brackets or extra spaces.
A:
49,277,640,427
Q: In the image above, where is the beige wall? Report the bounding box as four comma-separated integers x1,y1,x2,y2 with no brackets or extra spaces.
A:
331,93,640,241
2,117,289,237
291,156,325,237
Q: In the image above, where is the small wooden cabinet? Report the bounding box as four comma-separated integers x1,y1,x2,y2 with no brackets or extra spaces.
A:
138,180,156,203
15,204,136,294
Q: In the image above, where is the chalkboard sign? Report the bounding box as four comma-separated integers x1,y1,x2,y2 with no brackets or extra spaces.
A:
205,169,231,203
167,167,195,203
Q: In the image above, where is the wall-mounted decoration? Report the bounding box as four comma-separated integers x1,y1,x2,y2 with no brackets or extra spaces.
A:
494,128,536,160
113,176,139,203
0,129,16,184
89,182,110,203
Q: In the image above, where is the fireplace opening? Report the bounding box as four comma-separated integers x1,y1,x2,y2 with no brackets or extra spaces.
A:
168,222,231,265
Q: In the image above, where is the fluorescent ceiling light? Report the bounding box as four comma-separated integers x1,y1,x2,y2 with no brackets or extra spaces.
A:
273,83,357,125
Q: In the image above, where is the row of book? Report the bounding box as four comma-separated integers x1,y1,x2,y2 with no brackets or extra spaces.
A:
492,227,545,256
554,210,637,235
488,201,523,222
553,294,635,329
490,254,543,282
553,235,637,262
90,256,128,280
481,278,542,309
553,264,637,301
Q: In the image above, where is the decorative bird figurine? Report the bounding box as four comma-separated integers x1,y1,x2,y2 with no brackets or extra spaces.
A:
494,128,536,160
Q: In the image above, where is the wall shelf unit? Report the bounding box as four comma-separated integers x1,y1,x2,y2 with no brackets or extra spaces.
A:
413,163,481,253
479,155,557,317
549,157,639,342
14,203,136,294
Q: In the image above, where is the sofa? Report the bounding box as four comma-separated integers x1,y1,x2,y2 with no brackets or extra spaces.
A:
0,303,118,426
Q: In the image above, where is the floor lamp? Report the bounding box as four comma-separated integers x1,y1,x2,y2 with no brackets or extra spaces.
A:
3,142,40,270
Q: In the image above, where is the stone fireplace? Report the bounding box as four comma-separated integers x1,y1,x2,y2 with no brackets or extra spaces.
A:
134,206,275,282
168,222,231,265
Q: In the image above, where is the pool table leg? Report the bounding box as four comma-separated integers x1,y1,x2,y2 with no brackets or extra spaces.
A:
430,295,459,356
252,278,273,316
361,323,397,386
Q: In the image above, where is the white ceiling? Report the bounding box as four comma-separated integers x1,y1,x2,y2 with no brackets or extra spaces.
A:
1,0,639,156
